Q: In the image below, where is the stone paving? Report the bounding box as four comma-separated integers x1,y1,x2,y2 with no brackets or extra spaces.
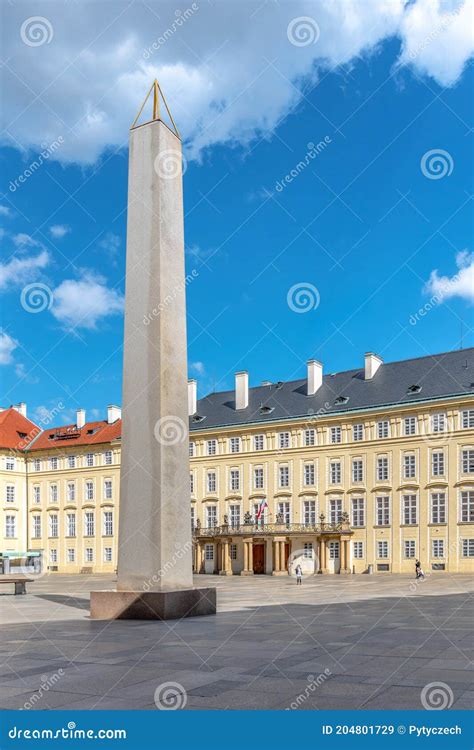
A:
0,573,472,710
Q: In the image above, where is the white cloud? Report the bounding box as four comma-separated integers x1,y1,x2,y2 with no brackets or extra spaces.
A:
190,361,205,375
0,205,12,217
49,224,70,239
15,362,39,384
51,271,124,330
98,232,121,257
425,250,474,303
12,233,42,248
0,250,50,290
1,1,472,166
0,331,18,365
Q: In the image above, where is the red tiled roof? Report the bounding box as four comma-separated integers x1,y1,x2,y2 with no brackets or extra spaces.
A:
27,418,122,451
0,408,40,451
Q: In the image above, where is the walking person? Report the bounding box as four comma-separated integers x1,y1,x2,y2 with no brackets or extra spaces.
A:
295,563,303,585
415,559,425,579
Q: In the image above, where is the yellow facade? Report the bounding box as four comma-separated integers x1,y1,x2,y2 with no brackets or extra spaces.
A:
1,396,473,576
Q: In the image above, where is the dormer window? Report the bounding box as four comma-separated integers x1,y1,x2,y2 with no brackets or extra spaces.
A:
407,384,422,394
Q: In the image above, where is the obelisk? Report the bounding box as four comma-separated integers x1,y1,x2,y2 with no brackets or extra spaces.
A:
91,82,216,619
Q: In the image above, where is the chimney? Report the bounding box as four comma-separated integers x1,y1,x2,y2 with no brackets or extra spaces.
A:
14,402,27,418
307,360,323,396
107,405,121,424
364,352,383,380
235,371,249,410
76,408,86,429
188,379,197,416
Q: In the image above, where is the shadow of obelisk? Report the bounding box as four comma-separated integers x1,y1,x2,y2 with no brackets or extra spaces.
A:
90,81,216,620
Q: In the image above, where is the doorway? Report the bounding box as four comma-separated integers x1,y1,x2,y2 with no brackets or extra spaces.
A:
253,544,265,574
328,541,340,574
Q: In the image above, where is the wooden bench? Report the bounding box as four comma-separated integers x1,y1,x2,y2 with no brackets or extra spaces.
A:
0,576,34,595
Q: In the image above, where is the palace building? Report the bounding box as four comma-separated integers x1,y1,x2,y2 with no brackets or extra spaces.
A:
1,348,474,577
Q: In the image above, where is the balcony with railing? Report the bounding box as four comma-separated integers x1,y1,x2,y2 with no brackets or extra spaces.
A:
193,512,352,538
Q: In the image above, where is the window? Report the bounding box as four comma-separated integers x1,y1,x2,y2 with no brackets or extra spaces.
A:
329,541,340,559
5,515,16,538
49,484,58,503
353,541,364,559
253,502,267,526
50,456,58,470
189,442,195,458
377,541,389,559
377,420,389,439
33,486,40,504
190,473,194,494
86,453,94,467
67,548,75,563
329,460,341,484
103,511,113,536
304,429,315,447
431,493,446,524
84,512,95,536
353,424,364,442
206,506,217,527
404,416,417,436
462,539,474,557
330,426,342,444
279,466,289,488
230,544,237,560
403,454,416,479
230,469,240,491
278,432,290,449
205,544,214,560
404,540,416,558
432,451,445,476
5,485,15,503
351,498,365,527
85,548,94,563
402,495,417,525
68,455,76,469
104,547,113,562
432,539,445,558
49,514,58,538
104,450,113,465
67,482,76,502
461,449,474,474
229,437,241,453
66,513,76,537
278,501,291,524
206,439,217,456
352,459,363,483
85,481,94,501
207,471,216,493
431,413,446,433
190,506,195,530
460,491,474,523
104,480,113,500
376,496,390,526
229,504,241,527
254,434,264,451
5,456,15,471
376,456,389,482
303,499,316,525
461,410,474,429
303,463,315,486
32,515,41,538
49,549,57,563
303,542,313,559
33,458,41,471
253,467,264,490
329,498,342,524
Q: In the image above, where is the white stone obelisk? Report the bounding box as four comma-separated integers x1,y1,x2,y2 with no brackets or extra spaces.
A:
91,83,215,619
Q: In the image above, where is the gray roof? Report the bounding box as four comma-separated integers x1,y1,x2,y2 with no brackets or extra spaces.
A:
189,348,474,432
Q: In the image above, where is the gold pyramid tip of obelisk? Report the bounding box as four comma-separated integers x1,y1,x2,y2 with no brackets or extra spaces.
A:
131,79,180,139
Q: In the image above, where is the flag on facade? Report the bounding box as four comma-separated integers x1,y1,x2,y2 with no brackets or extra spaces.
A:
256,499,268,520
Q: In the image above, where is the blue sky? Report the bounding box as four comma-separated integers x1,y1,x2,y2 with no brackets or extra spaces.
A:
1,1,473,425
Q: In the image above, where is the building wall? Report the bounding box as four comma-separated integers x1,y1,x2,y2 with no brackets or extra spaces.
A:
0,397,473,575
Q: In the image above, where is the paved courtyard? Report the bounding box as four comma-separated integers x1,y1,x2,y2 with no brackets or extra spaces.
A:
0,573,472,710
